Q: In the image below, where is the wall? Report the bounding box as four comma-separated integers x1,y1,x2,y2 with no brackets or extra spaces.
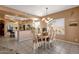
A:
42,6,79,43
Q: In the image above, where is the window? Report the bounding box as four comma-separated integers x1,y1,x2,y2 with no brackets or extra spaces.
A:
48,18,65,35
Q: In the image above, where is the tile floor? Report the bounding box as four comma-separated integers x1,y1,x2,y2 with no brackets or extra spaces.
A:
0,37,79,54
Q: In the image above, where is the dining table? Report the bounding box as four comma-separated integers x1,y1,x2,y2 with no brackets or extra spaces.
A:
37,33,50,48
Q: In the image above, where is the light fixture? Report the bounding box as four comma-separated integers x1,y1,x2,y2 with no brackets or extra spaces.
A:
42,7,52,23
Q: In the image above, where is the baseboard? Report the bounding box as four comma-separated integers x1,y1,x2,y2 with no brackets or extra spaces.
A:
56,39,79,45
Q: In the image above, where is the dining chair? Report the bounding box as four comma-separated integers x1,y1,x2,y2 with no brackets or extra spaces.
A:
31,30,38,50
31,29,43,53
46,27,55,48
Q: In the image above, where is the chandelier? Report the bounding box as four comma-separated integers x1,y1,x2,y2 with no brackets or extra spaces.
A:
42,7,53,23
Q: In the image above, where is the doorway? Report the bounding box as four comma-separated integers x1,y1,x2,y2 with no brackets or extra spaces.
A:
0,20,4,37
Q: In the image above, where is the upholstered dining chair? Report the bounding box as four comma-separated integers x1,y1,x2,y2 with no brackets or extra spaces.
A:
45,27,55,48
31,30,38,50
31,29,43,53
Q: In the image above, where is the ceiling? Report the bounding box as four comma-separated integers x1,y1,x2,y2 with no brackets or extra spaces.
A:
5,5,78,17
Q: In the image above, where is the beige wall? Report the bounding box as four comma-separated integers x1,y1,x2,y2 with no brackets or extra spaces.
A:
41,6,79,43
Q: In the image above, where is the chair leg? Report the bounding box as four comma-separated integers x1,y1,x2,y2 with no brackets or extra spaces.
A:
48,42,50,48
33,43,35,53
41,41,44,48
33,43,38,53
50,40,53,47
44,41,46,49
46,41,50,49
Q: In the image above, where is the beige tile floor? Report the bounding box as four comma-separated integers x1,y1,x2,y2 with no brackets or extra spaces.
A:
0,37,79,54
0,37,33,54
0,46,16,54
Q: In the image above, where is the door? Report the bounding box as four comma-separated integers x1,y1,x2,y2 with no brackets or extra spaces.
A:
0,20,4,36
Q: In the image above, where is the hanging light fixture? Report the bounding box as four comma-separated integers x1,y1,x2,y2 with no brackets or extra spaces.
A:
42,7,52,23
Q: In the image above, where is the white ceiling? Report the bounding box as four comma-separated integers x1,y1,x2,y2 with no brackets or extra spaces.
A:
5,5,78,17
